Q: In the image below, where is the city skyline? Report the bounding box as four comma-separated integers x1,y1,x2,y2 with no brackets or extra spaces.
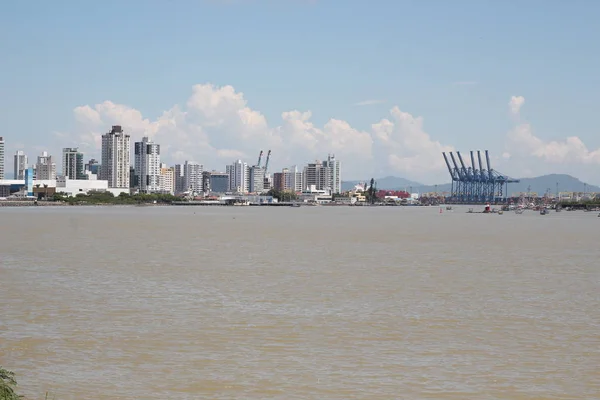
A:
2,2,600,184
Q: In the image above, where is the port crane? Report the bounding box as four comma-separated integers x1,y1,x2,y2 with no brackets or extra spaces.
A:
442,149,519,204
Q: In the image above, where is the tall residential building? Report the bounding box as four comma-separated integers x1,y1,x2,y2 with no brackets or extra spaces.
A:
100,125,131,188
14,150,28,180
302,161,328,191
159,163,175,195
226,160,249,193
184,161,203,194
174,164,186,194
302,155,341,194
134,137,161,193
323,154,341,194
274,166,303,192
249,165,265,193
62,148,85,180
0,137,4,180
36,151,57,180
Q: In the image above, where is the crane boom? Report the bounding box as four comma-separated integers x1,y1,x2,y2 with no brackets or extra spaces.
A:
485,150,493,180
449,152,463,179
443,152,456,180
257,150,263,167
477,151,485,181
264,150,271,174
456,151,469,178
470,151,478,179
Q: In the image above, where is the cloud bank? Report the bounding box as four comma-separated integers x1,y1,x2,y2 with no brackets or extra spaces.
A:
65,83,454,183
53,84,600,184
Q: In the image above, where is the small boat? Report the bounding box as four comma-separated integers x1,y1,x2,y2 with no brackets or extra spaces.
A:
515,208,524,214
498,210,504,215
540,208,549,215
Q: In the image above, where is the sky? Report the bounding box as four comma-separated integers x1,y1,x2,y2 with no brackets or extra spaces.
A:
1,0,600,184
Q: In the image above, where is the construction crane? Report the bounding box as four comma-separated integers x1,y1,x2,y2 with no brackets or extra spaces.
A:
256,150,263,167
264,150,271,175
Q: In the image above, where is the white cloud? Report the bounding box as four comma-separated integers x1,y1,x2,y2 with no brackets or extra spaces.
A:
63,83,454,183
509,95,525,116
506,96,600,165
354,99,386,106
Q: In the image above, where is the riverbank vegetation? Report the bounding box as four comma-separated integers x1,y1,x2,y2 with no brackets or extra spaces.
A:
51,191,183,205
1,367,57,400
266,189,298,202
0,367,21,400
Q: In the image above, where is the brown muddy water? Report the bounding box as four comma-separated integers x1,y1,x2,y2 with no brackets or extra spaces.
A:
1,206,599,399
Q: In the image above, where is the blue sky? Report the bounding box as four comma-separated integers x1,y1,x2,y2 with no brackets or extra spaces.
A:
1,0,599,183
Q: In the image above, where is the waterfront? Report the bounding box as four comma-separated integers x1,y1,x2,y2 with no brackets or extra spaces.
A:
1,206,599,399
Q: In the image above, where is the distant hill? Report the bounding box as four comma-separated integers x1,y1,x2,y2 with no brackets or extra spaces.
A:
342,174,600,195
503,174,600,196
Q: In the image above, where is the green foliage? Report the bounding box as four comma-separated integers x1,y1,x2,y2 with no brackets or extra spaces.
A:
267,189,298,202
51,191,184,205
0,367,22,400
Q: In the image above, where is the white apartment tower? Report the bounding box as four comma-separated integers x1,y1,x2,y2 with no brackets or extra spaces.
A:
226,160,249,193
286,165,303,192
100,125,131,189
36,151,57,180
134,137,161,193
14,150,28,180
0,137,4,180
184,161,203,194
323,154,341,194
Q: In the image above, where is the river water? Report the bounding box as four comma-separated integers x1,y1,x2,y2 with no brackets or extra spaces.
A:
1,206,599,399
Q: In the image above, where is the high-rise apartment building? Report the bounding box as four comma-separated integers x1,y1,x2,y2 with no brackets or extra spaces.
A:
323,154,341,194
0,137,4,180
134,137,161,193
159,163,174,195
14,150,28,180
62,148,85,180
249,165,265,193
36,151,57,180
184,161,203,194
226,160,249,193
302,155,341,194
173,164,185,194
100,125,131,188
302,161,327,191
274,166,303,192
